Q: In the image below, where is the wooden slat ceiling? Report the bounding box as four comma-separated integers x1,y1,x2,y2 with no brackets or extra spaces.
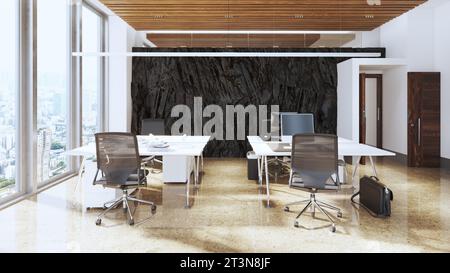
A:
100,0,427,48
146,33,324,48
100,0,427,31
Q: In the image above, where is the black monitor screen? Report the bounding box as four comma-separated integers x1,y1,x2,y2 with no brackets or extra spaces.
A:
281,114,315,136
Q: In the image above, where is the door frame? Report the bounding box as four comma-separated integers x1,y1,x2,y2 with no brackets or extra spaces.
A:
359,73,383,164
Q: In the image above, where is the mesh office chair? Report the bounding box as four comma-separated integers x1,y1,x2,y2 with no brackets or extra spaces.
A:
94,133,156,226
284,134,342,232
280,113,348,184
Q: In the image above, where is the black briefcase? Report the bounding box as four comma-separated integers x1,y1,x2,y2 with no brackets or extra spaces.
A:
351,176,393,218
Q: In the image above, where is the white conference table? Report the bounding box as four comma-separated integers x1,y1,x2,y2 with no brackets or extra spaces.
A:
247,136,395,202
66,135,211,188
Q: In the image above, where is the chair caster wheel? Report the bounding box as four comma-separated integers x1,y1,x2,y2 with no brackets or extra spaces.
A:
284,207,290,212
128,219,134,226
337,212,343,218
331,225,336,233
294,221,299,228
95,219,101,226
151,205,157,214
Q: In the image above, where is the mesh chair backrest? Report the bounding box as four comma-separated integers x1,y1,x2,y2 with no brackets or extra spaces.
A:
95,133,140,185
141,119,165,135
291,134,338,189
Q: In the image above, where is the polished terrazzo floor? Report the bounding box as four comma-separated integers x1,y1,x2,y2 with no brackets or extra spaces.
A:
0,158,449,253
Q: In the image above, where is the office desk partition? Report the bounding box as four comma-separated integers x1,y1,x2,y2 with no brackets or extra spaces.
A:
247,136,395,204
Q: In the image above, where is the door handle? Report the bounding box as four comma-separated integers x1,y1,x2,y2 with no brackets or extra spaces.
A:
377,107,380,121
417,118,421,146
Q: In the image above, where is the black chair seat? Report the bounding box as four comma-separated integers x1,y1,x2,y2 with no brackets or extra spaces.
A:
94,171,147,188
291,180,339,191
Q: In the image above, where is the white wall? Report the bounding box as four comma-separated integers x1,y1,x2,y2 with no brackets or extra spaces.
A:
433,1,450,159
337,58,406,147
337,59,358,141
108,16,137,132
356,0,450,158
365,78,378,146
342,29,380,48
382,67,408,154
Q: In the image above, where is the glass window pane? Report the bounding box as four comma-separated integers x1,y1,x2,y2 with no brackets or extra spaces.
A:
0,0,19,199
37,0,70,183
82,6,103,145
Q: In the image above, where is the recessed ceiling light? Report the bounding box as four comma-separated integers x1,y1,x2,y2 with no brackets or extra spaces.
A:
73,52,382,58
273,45,279,48
365,15,375,19
294,15,304,19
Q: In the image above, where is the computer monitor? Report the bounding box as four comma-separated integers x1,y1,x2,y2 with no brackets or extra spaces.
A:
269,112,296,141
280,113,315,143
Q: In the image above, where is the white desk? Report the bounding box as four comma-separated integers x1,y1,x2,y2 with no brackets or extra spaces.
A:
247,136,395,203
137,135,210,185
66,135,211,188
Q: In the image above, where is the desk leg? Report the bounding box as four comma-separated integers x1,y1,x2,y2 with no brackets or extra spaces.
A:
352,156,361,179
265,156,270,207
75,156,86,191
369,156,378,177
201,153,204,172
352,156,361,188
185,173,191,209
257,156,262,187
195,155,200,188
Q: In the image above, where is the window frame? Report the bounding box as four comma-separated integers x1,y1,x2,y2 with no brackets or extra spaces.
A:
82,1,108,140
0,0,109,207
0,0,22,204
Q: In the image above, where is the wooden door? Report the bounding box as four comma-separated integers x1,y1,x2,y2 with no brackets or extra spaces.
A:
408,72,441,167
359,73,383,164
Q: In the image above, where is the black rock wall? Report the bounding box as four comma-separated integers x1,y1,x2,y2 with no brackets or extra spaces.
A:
131,48,385,157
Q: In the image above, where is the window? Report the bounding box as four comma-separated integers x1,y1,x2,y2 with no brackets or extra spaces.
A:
37,0,70,184
82,5,105,145
0,1,108,206
0,0,19,199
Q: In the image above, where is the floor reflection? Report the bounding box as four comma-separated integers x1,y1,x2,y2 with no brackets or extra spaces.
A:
0,157,449,252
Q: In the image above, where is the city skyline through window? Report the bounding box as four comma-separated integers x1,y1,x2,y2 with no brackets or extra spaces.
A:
37,0,70,184
82,5,103,145
0,1,107,205
0,0,19,199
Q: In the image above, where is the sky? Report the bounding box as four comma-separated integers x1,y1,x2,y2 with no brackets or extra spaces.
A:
0,0,101,87
0,0,18,77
